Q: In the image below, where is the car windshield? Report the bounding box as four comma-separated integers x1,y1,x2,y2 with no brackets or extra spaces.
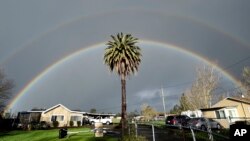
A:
166,116,174,120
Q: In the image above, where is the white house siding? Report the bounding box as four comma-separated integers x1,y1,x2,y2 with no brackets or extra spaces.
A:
40,105,83,127
40,106,71,127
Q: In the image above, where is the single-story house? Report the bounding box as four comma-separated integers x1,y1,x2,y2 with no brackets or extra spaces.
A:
17,104,116,127
40,104,85,127
18,104,86,127
200,97,250,128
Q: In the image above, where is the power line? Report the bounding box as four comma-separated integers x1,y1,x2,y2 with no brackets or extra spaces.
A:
224,55,250,70
213,86,242,95
94,55,250,112
161,55,250,89
94,87,249,112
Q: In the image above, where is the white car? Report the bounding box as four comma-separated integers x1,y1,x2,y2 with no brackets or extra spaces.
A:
88,116,112,125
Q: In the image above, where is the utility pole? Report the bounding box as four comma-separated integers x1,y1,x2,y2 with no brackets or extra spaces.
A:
160,87,166,117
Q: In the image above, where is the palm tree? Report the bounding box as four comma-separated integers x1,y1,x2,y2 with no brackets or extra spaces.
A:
104,33,141,135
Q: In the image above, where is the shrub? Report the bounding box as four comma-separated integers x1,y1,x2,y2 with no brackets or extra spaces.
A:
40,121,50,129
82,117,89,125
77,121,81,127
69,121,74,127
30,121,40,130
52,121,59,128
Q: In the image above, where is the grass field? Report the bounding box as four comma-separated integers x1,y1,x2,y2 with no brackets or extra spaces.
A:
0,128,118,141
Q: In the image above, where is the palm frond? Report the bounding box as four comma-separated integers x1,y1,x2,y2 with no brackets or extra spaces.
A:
104,33,142,78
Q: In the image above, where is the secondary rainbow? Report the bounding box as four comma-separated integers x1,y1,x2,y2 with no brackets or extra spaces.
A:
1,8,249,66
5,40,243,111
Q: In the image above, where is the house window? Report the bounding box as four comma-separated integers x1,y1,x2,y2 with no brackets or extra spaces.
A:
70,116,81,121
215,110,226,119
51,115,64,121
228,110,236,118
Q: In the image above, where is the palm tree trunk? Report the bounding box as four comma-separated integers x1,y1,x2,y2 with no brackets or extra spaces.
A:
121,76,127,137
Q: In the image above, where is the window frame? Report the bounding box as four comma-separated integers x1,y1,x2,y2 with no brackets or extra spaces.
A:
70,115,82,121
51,114,65,122
215,110,226,119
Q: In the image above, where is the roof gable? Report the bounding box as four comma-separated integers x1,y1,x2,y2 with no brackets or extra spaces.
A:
43,104,71,114
42,104,85,114
212,97,250,108
227,97,250,105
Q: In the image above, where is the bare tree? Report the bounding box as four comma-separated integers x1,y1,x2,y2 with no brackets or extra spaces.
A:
0,69,14,116
242,66,250,98
184,90,201,110
186,65,220,109
213,92,226,103
179,93,193,111
140,104,157,121
169,104,182,114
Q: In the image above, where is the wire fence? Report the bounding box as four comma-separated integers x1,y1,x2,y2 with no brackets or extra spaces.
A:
127,122,230,141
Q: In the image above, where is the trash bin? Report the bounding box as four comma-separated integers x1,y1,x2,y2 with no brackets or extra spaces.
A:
94,122,103,137
59,128,67,139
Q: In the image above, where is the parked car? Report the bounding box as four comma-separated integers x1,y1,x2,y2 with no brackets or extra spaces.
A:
165,115,191,127
207,118,222,129
187,117,221,131
88,116,112,125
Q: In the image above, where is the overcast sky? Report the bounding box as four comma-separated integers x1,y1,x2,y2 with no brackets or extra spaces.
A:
1,0,250,114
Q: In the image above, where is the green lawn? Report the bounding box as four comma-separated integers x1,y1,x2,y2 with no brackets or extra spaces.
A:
0,128,118,141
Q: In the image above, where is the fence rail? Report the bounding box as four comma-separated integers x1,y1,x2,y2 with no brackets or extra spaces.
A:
129,122,230,141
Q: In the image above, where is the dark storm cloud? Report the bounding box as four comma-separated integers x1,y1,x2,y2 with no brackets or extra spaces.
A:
0,0,250,113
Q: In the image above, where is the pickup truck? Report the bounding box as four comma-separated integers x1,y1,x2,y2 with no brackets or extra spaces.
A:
88,116,112,125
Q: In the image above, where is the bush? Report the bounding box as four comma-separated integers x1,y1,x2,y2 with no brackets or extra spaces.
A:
69,121,74,127
40,121,50,129
30,121,40,130
77,121,81,127
82,118,89,125
52,121,59,128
